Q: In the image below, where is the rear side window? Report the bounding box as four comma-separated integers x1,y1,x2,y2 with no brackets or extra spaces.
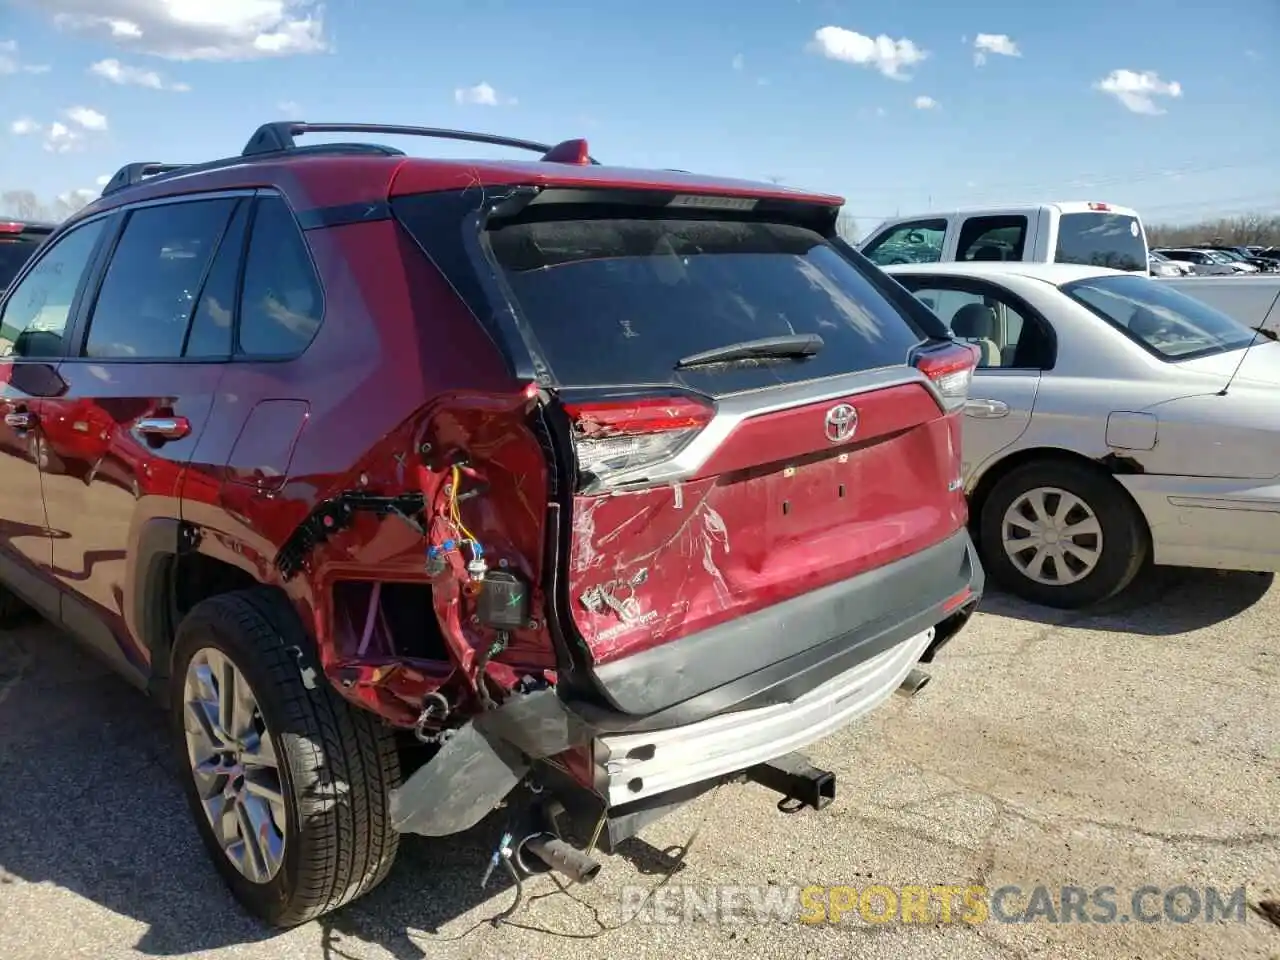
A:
0,220,107,359
84,198,238,358
486,217,927,391
1055,212,1146,272
861,219,947,266
237,196,323,357
957,216,1027,262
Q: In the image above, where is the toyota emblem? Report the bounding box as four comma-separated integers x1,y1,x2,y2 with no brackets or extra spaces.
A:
824,403,858,443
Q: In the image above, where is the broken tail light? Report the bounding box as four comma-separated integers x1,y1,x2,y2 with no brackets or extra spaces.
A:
915,342,979,413
562,394,714,488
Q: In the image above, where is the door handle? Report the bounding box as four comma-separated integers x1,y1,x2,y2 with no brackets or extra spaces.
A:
136,416,191,441
4,410,37,430
964,398,1010,419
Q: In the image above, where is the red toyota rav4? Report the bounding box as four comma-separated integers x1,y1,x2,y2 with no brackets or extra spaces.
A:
0,122,982,926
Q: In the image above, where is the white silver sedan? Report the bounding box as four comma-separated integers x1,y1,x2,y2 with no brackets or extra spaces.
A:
885,261,1280,609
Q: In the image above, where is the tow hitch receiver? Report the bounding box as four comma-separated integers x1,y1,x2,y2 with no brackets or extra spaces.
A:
746,752,836,813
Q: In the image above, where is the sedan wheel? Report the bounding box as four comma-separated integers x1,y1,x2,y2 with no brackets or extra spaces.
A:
182,647,287,884
978,460,1149,609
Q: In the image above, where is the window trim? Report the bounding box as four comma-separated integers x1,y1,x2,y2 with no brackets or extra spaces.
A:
893,274,1059,371
0,212,117,362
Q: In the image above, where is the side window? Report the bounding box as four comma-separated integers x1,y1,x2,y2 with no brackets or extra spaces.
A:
907,282,1053,370
83,198,238,359
861,219,948,266
0,219,107,359
956,215,1028,262
238,197,323,357
184,199,251,358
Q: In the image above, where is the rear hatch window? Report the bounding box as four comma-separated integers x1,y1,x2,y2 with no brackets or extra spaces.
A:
1054,212,1147,272
485,217,929,396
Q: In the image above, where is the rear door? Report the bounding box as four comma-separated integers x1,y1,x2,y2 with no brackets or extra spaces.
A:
40,193,247,676
478,206,973,672
893,274,1055,482
954,212,1038,263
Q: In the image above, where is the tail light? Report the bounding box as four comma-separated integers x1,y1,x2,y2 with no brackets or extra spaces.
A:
0,222,24,234
562,394,714,488
915,342,979,413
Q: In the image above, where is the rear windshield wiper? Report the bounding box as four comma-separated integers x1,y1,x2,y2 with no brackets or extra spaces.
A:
674,333,824,370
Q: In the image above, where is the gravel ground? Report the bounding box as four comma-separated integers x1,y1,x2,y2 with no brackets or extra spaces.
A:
0,567,1277,960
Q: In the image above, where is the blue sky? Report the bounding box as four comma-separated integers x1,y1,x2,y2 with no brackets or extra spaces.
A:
1,0,1276,235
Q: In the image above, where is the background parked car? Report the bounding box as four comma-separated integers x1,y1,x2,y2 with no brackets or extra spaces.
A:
1153,247,1251,275
1148,250,1194,276
0,219,56,299
1197,244,1280,272
885,260,1280,609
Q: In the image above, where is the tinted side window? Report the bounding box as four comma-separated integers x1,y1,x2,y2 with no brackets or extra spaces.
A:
861,219,948,266
84,199,238,359
238,197,323,357
1054,212,1146,272
0,219,107,359
957,215,1028,261
184,199,250,358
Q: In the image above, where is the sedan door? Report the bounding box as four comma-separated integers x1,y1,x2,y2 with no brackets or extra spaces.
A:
895,276,1057,482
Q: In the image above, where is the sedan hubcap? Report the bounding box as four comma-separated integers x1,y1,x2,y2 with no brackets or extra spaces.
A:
183,648,287,884
1001,486,1103,586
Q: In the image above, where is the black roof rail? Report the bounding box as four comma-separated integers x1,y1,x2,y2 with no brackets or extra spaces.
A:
241,121,601,165
101,162,192,196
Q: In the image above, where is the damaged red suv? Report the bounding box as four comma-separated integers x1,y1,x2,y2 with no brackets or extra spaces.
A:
0,122,982,926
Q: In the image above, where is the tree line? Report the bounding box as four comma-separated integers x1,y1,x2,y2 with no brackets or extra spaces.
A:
1146,214,1280,249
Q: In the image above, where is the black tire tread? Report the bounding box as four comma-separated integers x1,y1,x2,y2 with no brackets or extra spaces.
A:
173,587,400,927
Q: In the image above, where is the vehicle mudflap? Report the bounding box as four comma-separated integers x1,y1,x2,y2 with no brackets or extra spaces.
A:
388,688,594,837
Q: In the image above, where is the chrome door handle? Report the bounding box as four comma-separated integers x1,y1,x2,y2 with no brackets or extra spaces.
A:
136,416,191,440
964,399,1010,419
4,411,37,430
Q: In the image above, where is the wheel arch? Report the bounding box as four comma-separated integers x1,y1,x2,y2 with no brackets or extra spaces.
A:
968,446,1152,550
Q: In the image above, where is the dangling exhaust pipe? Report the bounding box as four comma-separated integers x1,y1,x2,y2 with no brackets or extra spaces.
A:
895,668,931,698
514,833,602,884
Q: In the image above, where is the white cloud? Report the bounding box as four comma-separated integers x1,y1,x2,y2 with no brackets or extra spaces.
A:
10,117,40,135
0,39,51,75
1095,68,1183,115
454,81,515,106
65,106,109,131
58,187,99,208
808,26,928,80
277,99,302,114
914,95,938,109
95,173,111,186
732,53,745,71
89,57,189,90
35,0,327,61
972,33,1020,66
44,122,81,153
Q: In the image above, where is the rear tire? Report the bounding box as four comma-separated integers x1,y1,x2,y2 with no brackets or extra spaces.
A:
977,460,1149,609
169,587,401,927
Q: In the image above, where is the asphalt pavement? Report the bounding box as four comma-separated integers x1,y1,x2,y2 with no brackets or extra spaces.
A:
0,566,1277,960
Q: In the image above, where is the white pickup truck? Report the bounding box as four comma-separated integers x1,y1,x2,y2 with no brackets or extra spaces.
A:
857,201,1149,274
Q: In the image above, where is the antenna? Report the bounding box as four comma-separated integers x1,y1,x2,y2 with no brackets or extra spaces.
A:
1217,286,1280,396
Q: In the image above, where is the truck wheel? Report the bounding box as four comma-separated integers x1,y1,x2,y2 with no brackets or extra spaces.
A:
169,588,401,927
977,460,1149,609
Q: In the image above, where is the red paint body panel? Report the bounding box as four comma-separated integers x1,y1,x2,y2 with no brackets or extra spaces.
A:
223,399,310,491
567,388,967,663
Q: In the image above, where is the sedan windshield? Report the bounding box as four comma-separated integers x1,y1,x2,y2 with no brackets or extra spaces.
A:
1062,273,1257,361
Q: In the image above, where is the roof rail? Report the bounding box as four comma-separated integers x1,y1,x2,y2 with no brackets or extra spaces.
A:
101,162,192,197
241,121,600,165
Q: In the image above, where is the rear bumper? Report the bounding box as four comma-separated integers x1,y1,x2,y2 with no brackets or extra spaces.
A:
596,625,935,807
577,528,983,730
1120,474,1280,572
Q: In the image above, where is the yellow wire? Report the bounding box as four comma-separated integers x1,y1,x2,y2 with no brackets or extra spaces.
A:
449,464,479,543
